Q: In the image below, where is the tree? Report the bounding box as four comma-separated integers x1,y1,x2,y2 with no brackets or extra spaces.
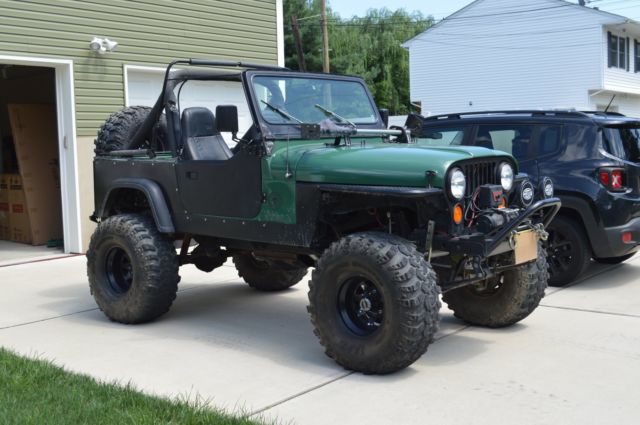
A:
284,2,433,115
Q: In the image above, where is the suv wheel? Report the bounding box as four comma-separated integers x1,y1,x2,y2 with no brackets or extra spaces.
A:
233,253,307,291
594,252,636,264
545,216,590,287
308,232,441,374
87,214,179,324
443,242,548,328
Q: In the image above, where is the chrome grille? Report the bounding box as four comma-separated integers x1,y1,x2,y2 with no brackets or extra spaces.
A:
461,161,499,197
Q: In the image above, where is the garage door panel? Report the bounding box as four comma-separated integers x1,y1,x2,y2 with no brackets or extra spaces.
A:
126,69,252,144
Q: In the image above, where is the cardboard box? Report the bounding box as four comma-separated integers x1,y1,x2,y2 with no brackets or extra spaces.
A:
8,104,62,245
0,174,9,240
8,173,31,243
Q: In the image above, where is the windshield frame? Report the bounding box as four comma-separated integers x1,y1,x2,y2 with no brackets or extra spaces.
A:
243,70,386,140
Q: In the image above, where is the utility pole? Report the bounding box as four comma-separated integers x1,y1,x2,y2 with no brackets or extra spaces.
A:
320,0,330,73
290,15,307,71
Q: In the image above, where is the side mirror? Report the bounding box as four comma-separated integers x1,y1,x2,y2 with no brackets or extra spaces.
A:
379,108,389,128
215,105,239,135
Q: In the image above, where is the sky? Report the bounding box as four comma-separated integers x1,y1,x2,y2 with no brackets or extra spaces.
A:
329,0,640,22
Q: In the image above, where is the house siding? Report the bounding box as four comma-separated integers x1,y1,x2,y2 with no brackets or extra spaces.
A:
0,0,278,136
603,27,640,96
405,0,627,115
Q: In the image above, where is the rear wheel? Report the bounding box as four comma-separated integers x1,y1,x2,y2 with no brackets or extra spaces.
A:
594,252,636,264
308,232,441,374
94,106,166,154
443,242,548,328
87,214,179,324
545,216,590,287
233,253,307,291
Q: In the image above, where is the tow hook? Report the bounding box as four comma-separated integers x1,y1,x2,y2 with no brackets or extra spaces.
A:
533,223,549,241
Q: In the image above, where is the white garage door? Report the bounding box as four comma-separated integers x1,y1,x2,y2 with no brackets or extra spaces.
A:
125,67,253,145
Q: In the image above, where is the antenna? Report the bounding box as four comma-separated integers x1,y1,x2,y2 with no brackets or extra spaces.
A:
604,94,616,113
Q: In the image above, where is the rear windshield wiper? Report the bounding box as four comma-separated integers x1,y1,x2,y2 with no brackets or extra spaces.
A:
261,100,303,123
314,104,355,127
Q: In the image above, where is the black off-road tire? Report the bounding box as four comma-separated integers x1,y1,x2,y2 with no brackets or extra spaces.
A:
546,216,590,287
94,106,166,154
443,242,548,328
308,232,441,374
233,253,307,291
87,214,179,324
594,252,636,264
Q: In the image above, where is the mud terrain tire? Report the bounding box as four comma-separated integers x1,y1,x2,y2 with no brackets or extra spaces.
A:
308,232,441,374
233,253,307,291
443,242,548,328
87,214,179,324
94,106,166,154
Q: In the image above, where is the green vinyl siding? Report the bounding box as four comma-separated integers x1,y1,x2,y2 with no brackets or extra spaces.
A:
0,0,278,136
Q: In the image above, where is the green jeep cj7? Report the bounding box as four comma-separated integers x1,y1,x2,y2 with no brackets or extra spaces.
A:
87,60,560,374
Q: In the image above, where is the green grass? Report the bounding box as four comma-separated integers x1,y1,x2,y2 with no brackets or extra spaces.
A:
0,348,262,425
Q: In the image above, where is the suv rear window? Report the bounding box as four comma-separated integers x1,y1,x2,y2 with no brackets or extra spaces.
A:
603,126,640,162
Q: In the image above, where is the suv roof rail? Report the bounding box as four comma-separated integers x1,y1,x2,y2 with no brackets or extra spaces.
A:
422,110,593,120
579,110,627,117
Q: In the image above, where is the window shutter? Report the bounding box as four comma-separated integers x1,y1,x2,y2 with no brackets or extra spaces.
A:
608,31,614,68
627,37,630,71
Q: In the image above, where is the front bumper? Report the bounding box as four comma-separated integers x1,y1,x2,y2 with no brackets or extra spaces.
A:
436,197,561,258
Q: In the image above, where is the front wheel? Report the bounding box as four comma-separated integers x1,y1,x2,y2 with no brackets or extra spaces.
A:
443,242,548,328
308,232,441,374
87,214,179,324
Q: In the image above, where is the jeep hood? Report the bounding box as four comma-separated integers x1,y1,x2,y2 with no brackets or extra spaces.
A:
294,145,511,188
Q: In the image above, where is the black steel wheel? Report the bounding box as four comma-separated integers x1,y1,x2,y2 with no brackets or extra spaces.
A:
308,232,441,374
233,253,307,291
443,242,548,328
104,247,134,295
337,277,384,336
87,214,179,324
545,216,590,287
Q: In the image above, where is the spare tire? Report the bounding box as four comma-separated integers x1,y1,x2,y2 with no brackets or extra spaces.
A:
94,106,166,154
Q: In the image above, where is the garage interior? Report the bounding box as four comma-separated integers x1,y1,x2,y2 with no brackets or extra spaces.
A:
0,64,64,264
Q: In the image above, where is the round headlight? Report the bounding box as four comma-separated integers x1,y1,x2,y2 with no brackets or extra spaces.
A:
541,177,554,198
520,180,534,206
499,163,514,192
449,168,466,200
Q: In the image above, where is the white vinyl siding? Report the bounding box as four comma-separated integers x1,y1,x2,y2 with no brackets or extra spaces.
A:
603,28,640,96
404,0,640,117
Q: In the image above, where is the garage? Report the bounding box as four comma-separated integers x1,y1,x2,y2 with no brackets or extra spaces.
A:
0,61,78,263
1,0,283,258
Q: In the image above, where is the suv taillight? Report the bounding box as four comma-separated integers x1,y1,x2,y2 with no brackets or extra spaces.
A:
598,167,627,191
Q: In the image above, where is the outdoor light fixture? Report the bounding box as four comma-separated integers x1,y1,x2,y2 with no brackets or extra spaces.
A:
89,37,118,54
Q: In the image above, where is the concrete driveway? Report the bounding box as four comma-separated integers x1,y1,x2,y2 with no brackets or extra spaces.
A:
1,255,639,424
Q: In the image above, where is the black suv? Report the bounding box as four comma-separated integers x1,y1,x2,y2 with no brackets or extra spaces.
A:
408,110,640,286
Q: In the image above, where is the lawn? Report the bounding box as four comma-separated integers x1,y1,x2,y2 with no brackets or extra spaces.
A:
0,348,262,425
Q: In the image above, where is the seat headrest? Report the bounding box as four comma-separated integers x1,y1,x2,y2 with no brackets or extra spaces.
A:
182,107,217,138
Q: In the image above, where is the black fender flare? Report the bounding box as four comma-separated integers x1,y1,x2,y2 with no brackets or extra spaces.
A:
98,178,175,233
554,193,608,257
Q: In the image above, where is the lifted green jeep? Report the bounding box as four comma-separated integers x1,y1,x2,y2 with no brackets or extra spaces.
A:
87,60,560,374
